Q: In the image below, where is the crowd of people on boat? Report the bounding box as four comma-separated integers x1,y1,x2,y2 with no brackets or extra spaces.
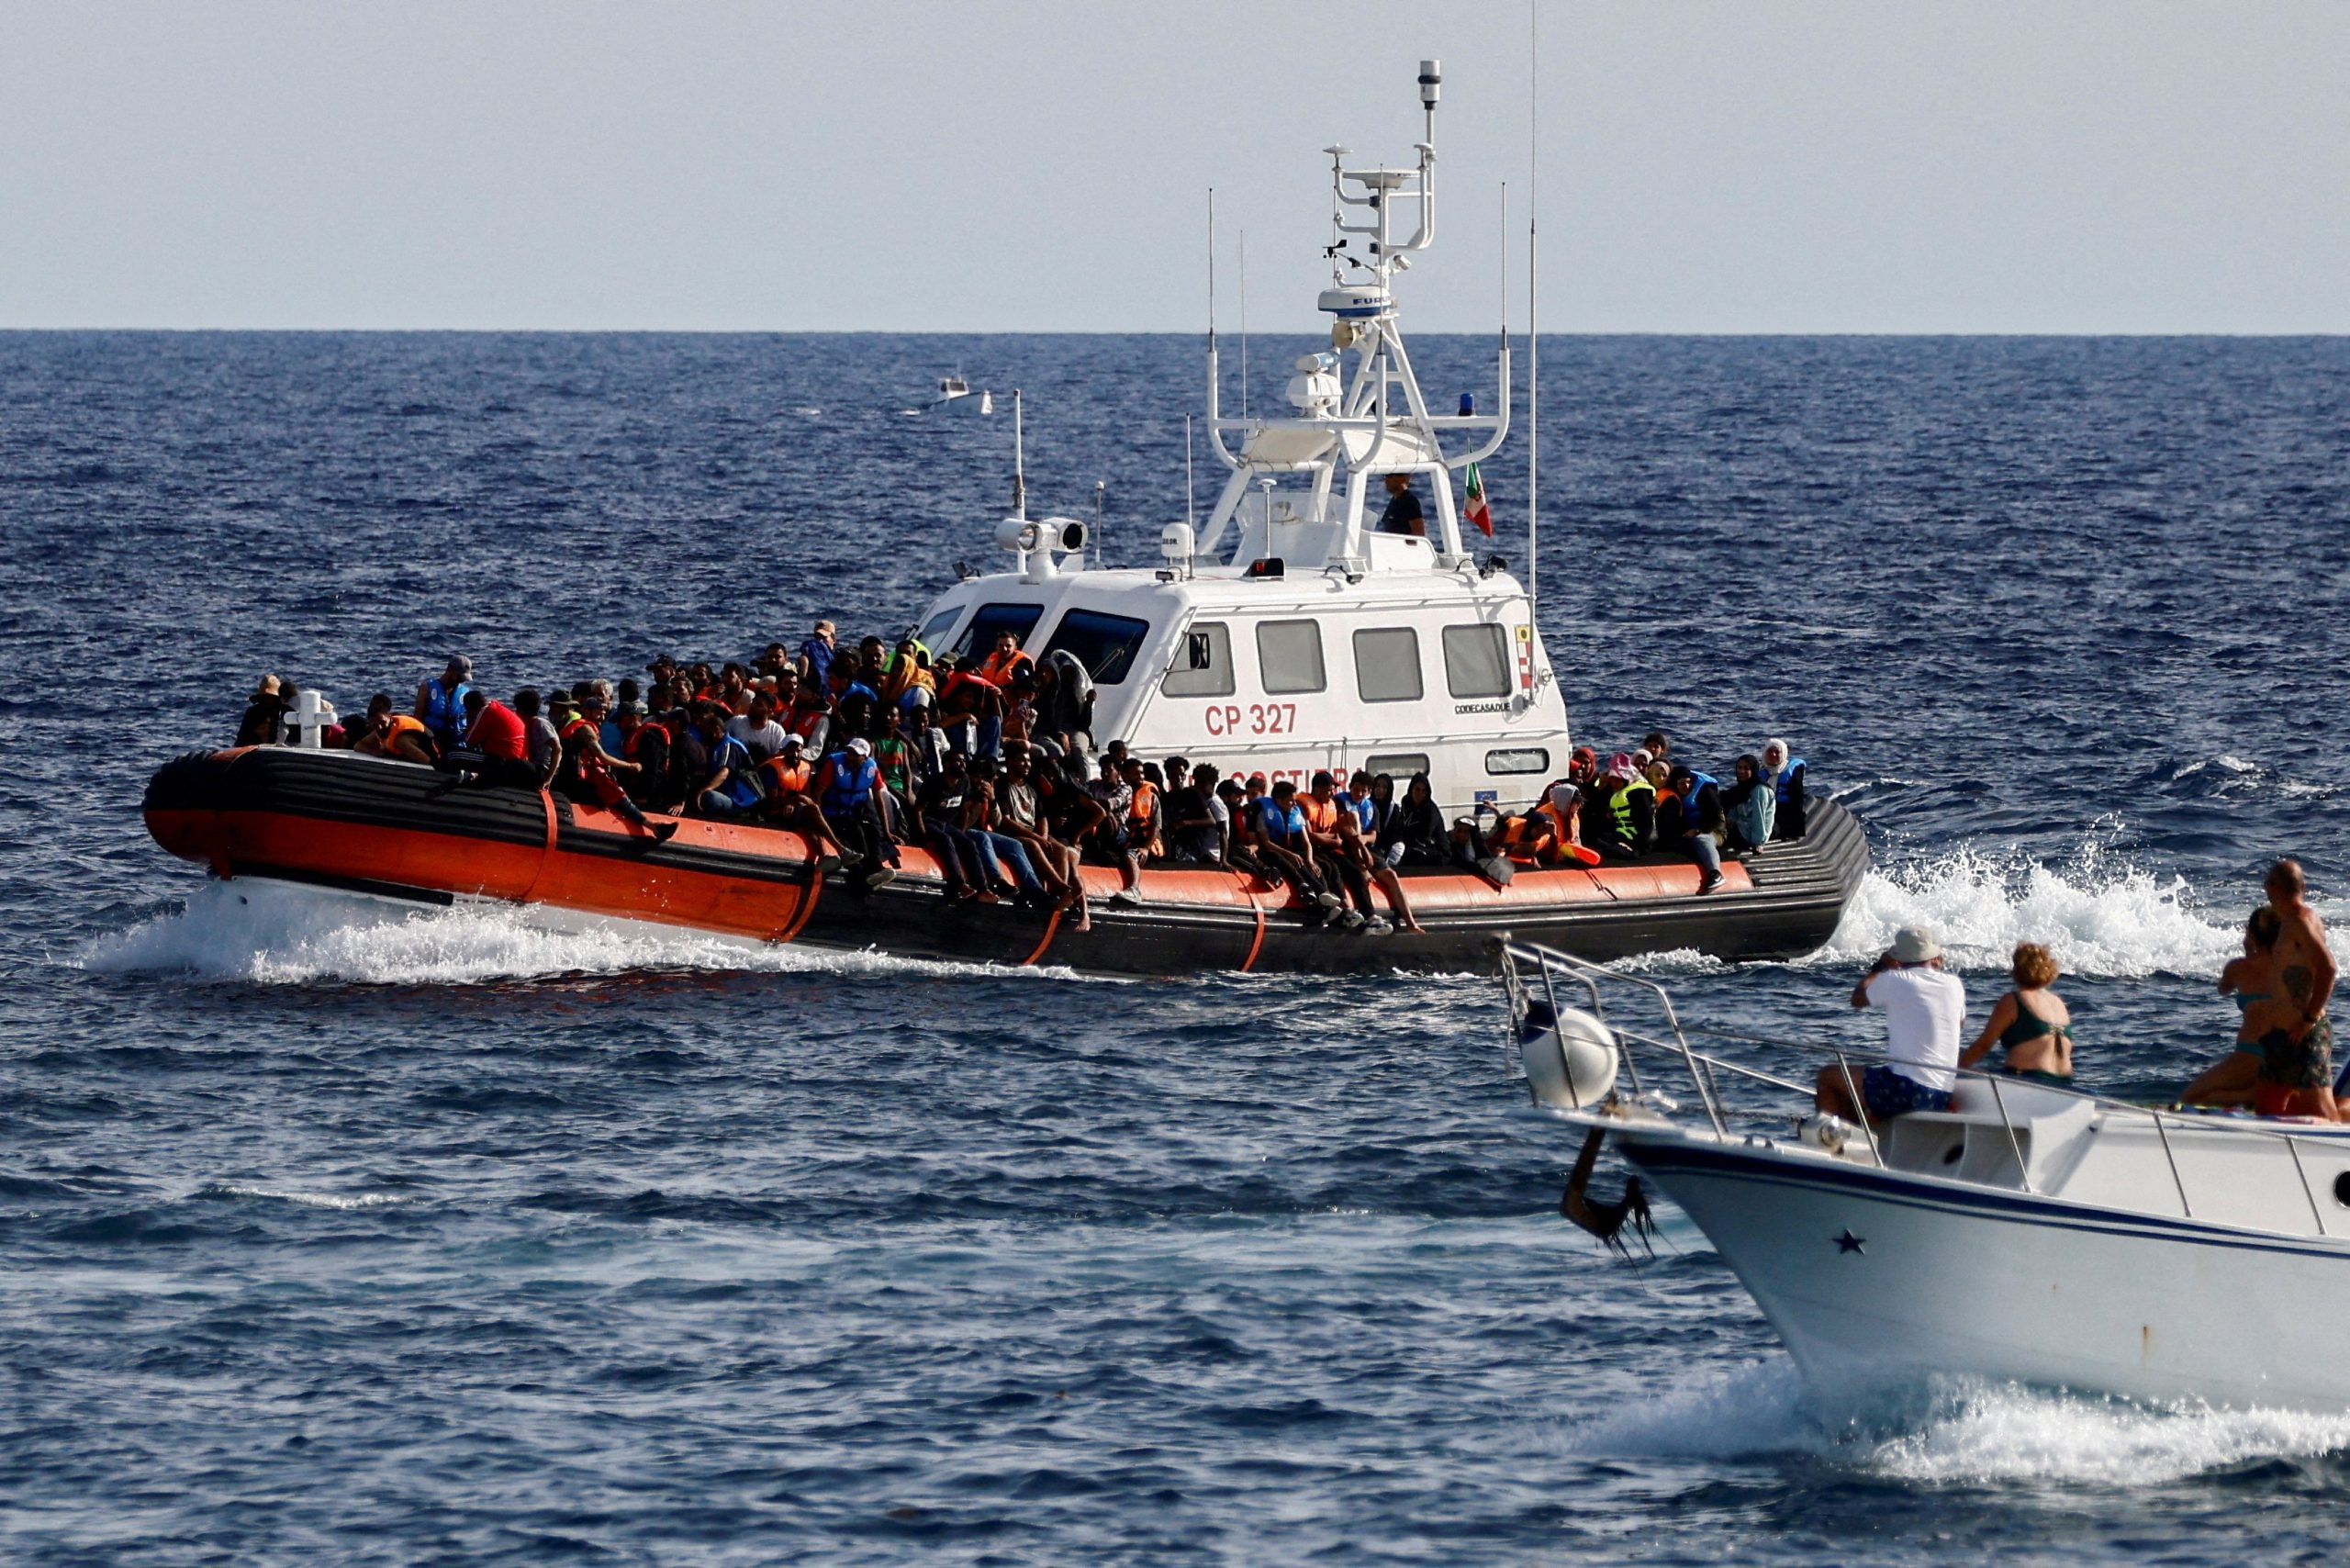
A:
1816,858,2337,1129
230,628,1814,933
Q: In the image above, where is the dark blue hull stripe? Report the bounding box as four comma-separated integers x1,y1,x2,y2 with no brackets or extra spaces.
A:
1623,1137,2350,1264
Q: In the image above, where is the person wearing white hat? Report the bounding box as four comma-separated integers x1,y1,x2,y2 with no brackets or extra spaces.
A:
815,734,898,889
1815,924,1967,1126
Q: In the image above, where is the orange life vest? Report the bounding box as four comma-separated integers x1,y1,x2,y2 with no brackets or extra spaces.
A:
979,649,1033,687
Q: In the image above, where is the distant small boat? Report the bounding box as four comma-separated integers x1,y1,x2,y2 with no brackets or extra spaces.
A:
924,375,993,415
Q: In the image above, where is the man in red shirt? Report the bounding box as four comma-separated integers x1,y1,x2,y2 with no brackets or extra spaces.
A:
936,653,1007,759
462,689,539,790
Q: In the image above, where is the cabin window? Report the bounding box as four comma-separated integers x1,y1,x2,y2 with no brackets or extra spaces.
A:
1161,621,1235,698
913,605,963,653
1043,609,1152,685
1353,627,1423,703
1257,619,1326,694
953,602,1045,659
1443,623,1513,699
1486,747,1550,776
1365,752,1431,778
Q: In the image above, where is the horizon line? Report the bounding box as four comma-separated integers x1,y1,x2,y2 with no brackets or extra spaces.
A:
3,326,2346,340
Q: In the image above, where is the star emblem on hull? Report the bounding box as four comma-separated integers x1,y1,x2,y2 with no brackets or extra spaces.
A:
1833,1229,1866,1255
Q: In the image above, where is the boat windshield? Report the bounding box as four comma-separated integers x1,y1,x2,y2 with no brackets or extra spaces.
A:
913,604,963,652
951,602,1044,658
1043,609,1151,685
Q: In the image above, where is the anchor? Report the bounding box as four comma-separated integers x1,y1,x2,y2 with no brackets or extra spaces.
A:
1560,1126,1655,1258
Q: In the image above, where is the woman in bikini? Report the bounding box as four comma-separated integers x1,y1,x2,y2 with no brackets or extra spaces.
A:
1958,942,2076,1087
2179,907,2284,1109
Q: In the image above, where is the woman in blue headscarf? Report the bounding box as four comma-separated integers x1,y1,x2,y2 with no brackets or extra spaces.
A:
1761,737,1807,842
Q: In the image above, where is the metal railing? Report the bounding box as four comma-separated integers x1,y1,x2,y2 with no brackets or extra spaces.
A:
1497,936,2344,1239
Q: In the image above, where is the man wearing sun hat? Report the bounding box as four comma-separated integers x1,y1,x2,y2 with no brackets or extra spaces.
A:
1815,924,1968,1125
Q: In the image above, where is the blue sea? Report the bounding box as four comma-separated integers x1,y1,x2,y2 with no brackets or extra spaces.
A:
5,330,2349,1563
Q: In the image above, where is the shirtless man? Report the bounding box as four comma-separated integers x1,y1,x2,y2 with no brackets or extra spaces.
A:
2258,859,2339,1119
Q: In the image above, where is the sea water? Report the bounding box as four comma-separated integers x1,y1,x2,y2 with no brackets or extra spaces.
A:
4,331,2348,1562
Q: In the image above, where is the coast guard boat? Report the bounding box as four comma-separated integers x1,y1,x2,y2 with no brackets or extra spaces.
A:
1505,940,2350,1411
142,63,1864,978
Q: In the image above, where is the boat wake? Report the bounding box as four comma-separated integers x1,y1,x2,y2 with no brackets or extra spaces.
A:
1813,839,2241,980
82,879,1098,988
1572,1357,2350,1487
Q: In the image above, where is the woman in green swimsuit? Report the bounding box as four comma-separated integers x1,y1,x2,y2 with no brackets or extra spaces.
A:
2179,907,2284,1108
1959,942,2076,1085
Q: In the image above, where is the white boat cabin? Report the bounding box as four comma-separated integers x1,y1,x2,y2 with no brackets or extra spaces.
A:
911,60,1571,813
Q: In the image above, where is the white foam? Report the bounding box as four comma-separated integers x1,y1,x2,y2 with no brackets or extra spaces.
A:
1571,1357,2350,1485
1811,841,2239,980
1868,1383,2350,1486
1606,946,1725,977
83,879,1096,988
1570,1357,1820,1458
192,1183,409,1211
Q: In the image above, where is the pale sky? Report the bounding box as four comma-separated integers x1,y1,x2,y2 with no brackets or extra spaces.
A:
2,1,2344,332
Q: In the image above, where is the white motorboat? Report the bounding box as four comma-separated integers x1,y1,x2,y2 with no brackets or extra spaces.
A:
1502,938,2350,1412
924,374,993,415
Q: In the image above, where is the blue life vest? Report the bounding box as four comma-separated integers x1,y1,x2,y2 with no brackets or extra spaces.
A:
1771,758,1806,805
822,753,878,817
1676,772,1721,830
711,735,760,808
1254,797,1306,851
422,678,473,745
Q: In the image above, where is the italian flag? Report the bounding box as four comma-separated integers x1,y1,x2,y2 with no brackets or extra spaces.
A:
1463,461,1494,536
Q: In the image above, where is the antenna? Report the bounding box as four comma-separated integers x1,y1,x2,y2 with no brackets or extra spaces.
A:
1500,181,1508,341
1239,228,1248,419
1012,388,1026,520
1527,3,1540,614
1207,188,1216,350
1185,414,1197,530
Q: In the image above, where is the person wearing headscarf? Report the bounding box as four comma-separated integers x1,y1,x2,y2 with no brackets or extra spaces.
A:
1761,737,1807,841
1722,753,1777,854
1040,648,1096,758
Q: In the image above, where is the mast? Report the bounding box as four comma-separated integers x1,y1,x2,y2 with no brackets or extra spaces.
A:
1012,388,1026,519
1527,4,1540,611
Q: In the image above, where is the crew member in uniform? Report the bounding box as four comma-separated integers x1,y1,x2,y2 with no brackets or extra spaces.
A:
1377,472,1426,537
